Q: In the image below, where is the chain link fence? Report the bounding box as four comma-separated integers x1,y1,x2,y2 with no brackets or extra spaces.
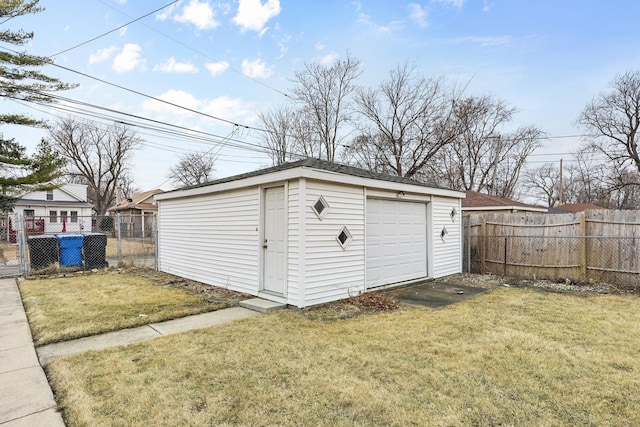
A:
0,213,157,277
464,233,640,287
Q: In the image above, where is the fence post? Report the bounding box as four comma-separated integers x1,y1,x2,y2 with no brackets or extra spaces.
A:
18,215,28,276
117,212,122,265
503,236,508,276
480,218,486,274
466,215,471,273
153,213,160,271
578,212,587,280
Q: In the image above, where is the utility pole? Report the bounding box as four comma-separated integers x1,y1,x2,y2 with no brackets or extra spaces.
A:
558,158,563,205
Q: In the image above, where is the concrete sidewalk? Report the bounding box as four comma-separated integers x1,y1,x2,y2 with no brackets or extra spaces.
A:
1,279,274,427
0,278,64,426
37,306,261,365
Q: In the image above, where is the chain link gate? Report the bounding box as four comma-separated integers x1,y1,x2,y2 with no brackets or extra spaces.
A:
0,214,26,277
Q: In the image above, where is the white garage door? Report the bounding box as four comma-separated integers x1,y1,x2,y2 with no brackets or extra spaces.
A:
366,199,427,287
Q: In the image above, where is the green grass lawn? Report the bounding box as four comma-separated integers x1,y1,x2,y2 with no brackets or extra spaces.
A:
46,288,640,426
19,272,239,346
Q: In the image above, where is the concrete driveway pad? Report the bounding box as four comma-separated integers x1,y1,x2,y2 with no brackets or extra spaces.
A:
386,280,495,308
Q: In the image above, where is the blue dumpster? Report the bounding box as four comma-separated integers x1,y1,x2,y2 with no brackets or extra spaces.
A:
57,234,84,267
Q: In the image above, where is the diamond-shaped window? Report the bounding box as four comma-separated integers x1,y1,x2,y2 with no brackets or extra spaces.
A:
336,226,352,250
312,195,330,220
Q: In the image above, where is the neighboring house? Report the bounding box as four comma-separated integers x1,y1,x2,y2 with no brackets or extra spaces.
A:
462,191,547,215
548,203,606,214
107,189,163,238
11,184,93,238
155,158,465,308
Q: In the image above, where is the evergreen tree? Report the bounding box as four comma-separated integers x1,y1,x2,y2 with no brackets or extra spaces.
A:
0,0,75,210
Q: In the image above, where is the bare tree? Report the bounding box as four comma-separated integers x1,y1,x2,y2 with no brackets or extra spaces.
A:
290,53,362,162
578,70,640,174
522,162,569,207
257,105,316,165
48,118,140,215
568,147,640,209
169,152,216,188
345,64,458,178
427,95,543,198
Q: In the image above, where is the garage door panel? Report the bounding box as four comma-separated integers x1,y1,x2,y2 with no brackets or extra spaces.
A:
366,199,427,287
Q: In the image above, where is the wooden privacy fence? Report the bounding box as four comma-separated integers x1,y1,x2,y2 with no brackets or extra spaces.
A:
464,210,640,287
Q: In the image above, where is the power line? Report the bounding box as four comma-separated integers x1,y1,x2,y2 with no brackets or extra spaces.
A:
49,1,179,58
14,95,273,156
49,61,248,128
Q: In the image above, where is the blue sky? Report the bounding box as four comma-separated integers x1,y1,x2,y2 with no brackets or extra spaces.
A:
3,0,640,191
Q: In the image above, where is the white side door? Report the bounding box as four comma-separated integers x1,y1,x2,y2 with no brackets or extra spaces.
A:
263,186,285,295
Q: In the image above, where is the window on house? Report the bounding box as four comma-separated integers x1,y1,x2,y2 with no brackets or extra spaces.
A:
70,211,78,223
60,210,68,223
24,209,34,218
49,211,57,223
336,226,352,250
46,190,53,201
312,195,330,220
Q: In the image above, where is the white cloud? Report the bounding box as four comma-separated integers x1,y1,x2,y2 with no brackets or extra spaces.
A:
112,43,145,73
432,0,464,8
174,0,219,30
155,2,177,21
201,96,253,121
241,58,273,78
408,3,429,28
233,0,281,33
89,46,116,64
205,61,230,76
276,33,291,59
142,90,201,117
448,35,511,47
142,90,254,124
153,57,198,73
357,13,403,34
483,0,495,12
318,52,339,66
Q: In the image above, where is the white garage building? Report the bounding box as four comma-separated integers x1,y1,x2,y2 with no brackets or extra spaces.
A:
155,159,465,308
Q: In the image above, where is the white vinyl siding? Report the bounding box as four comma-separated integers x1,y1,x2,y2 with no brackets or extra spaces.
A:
431,196,462,278
158,188,260,294
302,180,365,306
286,180,300,306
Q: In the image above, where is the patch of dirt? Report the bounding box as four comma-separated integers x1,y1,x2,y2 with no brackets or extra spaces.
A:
439,273,634,295
120,265,247,305
301,292,401,322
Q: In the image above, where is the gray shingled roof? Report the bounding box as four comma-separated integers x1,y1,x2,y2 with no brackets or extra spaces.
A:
169,158,455,193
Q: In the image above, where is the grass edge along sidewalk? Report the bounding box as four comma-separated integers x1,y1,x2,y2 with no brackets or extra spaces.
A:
19,270,244,346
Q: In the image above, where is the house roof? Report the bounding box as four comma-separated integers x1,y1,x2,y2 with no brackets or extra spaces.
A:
156,158,465,201
108,189,164,212
15,199,93,208
462,191,547,213
552,203,606,213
